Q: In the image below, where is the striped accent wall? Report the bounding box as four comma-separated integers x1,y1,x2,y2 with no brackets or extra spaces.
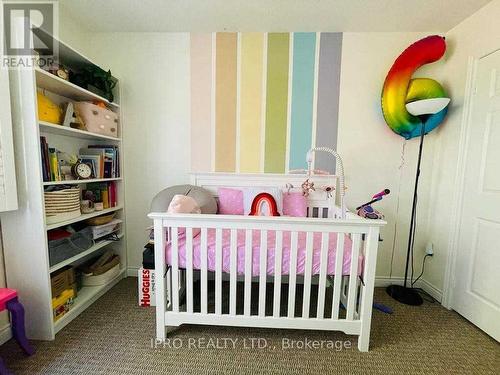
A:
190,32,342,174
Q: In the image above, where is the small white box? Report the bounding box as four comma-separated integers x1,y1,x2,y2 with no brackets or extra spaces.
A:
138,267,156,307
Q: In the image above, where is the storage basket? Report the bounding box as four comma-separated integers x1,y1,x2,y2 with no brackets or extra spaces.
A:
82,262,120,286
74,102,119,137
48,227,95,267
45,188,81,224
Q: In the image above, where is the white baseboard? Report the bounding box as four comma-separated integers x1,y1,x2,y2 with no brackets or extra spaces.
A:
375,276,442,302
127,267,139,277
0,323,12,346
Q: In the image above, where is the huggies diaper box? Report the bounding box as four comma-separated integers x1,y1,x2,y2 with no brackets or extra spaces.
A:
138,267,156,307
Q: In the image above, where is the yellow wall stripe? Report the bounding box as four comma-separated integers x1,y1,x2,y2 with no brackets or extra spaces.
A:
239,33,264,173
215,33,237,172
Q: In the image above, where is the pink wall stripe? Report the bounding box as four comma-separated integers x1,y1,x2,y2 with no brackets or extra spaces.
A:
190,33,213,172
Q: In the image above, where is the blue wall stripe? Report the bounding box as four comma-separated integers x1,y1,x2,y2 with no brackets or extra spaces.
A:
288,32,317,171
315,33,342,173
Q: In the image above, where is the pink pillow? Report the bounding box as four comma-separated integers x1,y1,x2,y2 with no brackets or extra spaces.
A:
217,188,244,215
282,192,307,217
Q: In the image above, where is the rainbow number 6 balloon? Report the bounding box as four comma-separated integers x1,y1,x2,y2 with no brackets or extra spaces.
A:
381,35,449,140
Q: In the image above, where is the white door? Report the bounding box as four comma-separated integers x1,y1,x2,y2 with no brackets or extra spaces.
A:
452,50,500,341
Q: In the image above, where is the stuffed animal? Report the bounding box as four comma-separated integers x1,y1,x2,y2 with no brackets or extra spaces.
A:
37,92,63,124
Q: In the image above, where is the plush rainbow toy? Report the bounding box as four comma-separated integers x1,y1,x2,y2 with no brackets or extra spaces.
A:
249,193,280,216
381,35,449,139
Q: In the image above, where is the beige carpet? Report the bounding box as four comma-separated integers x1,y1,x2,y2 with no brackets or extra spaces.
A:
0,277,498,374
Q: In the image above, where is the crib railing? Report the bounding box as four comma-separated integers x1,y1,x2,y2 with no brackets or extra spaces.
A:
149,213,384,351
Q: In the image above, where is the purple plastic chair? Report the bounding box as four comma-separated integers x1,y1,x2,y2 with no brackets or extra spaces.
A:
0,289,34,375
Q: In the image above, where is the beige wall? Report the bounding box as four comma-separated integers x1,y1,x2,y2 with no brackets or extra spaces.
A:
86,33,191,270
337,32,442,281
425,0,500,293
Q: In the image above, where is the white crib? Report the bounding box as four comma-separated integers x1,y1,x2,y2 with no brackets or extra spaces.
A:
148,173,385,351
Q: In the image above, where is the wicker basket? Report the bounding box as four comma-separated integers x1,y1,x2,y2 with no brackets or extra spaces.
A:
45,188,81,224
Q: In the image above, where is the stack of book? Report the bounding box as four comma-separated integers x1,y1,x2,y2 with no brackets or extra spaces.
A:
83,182,118,209
79,145,120,179
40,136,62,182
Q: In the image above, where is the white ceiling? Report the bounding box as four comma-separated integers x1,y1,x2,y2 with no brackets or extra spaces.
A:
61,0,491,32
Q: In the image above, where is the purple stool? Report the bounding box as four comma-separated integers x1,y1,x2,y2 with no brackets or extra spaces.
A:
0,289,34,375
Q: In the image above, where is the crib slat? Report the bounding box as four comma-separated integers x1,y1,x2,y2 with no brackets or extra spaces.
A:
302,232,313,318
171,227,179,313
200,228,208,314
229,229,238,316
332,232,345,319
316,232,329,319
244,230,252,316
258,230,268,317
346,233,361,320
287,231,298,318
215,228,222,315
273,231,283,318
186,227,193,313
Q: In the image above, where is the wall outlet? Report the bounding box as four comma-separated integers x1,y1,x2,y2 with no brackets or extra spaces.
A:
425,242,434,256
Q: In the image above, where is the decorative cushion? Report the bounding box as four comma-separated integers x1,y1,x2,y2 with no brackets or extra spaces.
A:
243,187,282,215
249,193,280,216
217,187,244,215
283,192,307,217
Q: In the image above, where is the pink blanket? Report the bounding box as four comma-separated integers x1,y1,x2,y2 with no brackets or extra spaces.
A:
166,229,362,277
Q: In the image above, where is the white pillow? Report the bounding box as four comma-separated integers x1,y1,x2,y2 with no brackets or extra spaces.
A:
243,187,283,215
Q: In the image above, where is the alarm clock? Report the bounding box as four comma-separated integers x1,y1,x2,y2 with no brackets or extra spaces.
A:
71,161,93,179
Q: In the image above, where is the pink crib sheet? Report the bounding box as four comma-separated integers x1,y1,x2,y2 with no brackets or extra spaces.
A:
165,229,362,277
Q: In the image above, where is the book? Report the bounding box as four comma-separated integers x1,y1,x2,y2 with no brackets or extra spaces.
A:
40,137,49,182
79,148,105,178
48,148,60,181
87,145,119,178
84,182,117,208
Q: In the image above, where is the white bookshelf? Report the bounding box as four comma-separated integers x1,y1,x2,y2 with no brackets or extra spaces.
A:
1,26,127,340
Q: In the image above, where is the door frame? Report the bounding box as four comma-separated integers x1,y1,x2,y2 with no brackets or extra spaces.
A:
442,48,500,309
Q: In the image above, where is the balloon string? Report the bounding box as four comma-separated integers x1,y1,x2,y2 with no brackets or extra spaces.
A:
398,139,407,170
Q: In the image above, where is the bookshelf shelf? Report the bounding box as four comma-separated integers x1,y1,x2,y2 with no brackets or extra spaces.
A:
43,177,122,186
39,121,121,142
35,68,119,109
53,268,126,334
46,206,123,231
49,233,124,273
2,25,127,340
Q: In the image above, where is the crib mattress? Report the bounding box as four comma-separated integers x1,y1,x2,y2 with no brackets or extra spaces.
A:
165,229,362,277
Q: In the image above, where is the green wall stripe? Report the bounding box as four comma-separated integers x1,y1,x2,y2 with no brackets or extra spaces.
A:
264,33,290,173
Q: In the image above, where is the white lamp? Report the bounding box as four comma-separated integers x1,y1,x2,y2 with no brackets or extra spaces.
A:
405,98,450,116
